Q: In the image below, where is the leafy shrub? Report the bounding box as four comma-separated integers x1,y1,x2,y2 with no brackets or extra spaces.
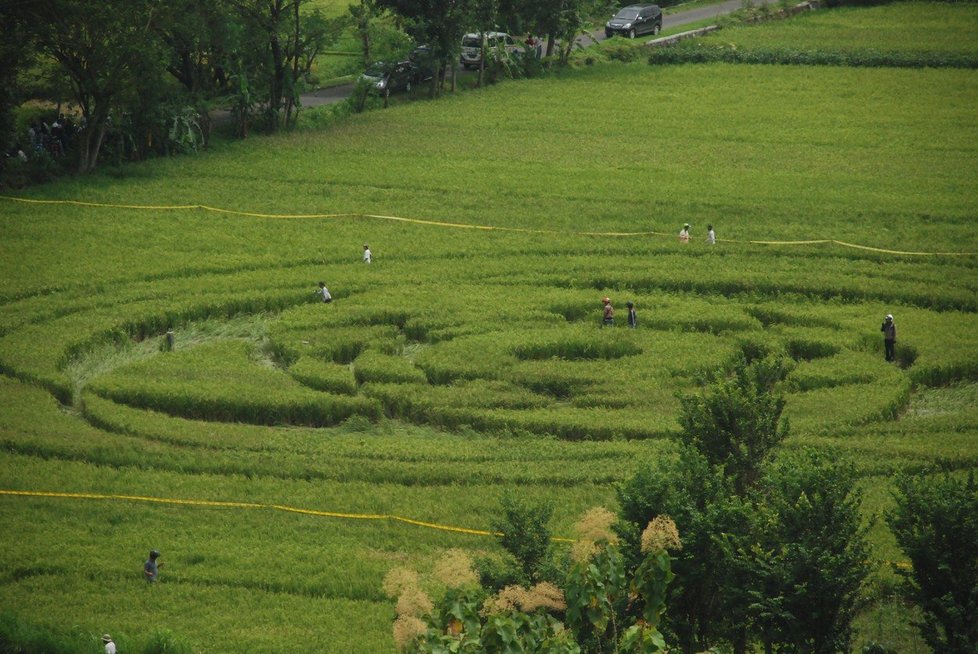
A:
887,472,978,654
617,446,744,652
735,449,871,654
678,356,790,495
648,42,978,69
490,491,555,583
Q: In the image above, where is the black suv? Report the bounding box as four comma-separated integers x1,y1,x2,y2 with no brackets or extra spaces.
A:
605,4,662,39
359,61,418,94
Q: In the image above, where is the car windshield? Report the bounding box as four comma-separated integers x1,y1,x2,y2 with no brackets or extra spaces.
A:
614,9,640,19
364,63,387,77
462,36,481,48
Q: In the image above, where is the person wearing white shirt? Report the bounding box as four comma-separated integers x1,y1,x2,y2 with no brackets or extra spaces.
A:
317,281,332,303
706,224,716,245
103,634,117,654
678,224,690,243
363,244,372,263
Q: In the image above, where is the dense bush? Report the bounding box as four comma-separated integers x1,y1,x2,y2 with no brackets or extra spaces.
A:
620,362,872,653
678,356,790,495
887,472,978,653
490,491,555,584
648,42,978,69
733,449,871,654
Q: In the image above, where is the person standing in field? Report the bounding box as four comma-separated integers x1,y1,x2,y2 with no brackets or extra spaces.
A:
602,297,615,327
144,549,163,583
881,314,897,362
363,244,372,264
679,223,691,243
317,281,332,303
706,224,716,245
626,301,637,329
103,634,117,654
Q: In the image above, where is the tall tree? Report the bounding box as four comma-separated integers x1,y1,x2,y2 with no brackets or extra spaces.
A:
156,0,236,142
888,472,978,654
618,446,750,654
470,0,499,87
349,0,382,65
17,0,166,172
735,449,871,654
375,0,470,97
229,0,332,132
0,3,33,172
678,355,790,496
515,0,602,60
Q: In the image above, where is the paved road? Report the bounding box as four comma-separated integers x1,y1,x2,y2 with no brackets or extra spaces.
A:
665,0,766,29
299,0,771,108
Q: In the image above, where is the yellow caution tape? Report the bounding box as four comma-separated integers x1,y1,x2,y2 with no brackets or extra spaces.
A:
0,488,575,543
1,195,973,256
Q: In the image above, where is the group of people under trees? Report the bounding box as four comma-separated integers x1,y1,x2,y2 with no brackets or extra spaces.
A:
6,113,80,163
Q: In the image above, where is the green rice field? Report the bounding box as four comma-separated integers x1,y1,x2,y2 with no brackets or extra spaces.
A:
1,3,977,652
709,1,978,56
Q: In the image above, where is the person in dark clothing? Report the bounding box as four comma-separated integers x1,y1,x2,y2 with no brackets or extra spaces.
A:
881,314,896,362
144,549,163,582
626,301,637,329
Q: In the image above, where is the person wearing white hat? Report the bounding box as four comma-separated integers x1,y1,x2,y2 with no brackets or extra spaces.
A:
102,634,117,654
881,314,897,362
678,223,690,243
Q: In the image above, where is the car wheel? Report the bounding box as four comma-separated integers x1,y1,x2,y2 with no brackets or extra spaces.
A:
628,28,636,39
652,23,661,35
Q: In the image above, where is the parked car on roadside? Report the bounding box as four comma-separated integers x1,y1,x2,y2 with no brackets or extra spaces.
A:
409,45,436,82
359,60,418,94
460,32,520,69
605,4,662,39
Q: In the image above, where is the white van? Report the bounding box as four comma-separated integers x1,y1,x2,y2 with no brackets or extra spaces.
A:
460,32,520,69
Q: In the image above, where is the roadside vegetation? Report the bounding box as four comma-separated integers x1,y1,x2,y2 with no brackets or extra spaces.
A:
0,1,976,652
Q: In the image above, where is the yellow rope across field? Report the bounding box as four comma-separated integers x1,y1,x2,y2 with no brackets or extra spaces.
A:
3,195,973,257
0,488,575,543
0,489,909,568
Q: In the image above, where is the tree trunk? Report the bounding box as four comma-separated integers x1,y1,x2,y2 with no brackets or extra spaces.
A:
78,116,108,173
478,34,485,87
285,0,301,129
268,0,285,131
